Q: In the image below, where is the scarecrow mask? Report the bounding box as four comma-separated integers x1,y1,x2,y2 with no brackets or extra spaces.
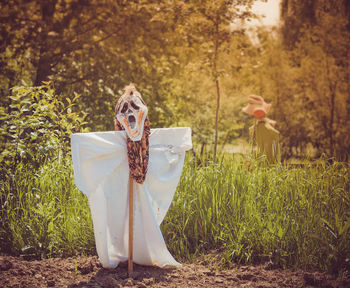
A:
116,90,148,142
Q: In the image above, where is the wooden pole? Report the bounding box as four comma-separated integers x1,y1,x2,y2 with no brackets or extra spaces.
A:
128,173,134,274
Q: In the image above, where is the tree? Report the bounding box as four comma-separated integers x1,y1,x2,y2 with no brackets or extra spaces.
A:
281,0,350,48
1,1,184,131
159,0,254,161
279,0,350,159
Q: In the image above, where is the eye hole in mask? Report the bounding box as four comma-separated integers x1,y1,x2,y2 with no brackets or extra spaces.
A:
130,101,139,110
121,103,128,113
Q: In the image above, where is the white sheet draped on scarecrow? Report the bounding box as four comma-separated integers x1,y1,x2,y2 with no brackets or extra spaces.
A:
71,127,192,268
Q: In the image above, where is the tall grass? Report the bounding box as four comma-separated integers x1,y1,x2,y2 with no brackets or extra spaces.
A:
162,154,350,273
1,153,349,274
0,157,94,259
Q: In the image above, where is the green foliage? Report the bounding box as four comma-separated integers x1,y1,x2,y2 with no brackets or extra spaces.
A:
276,0,350,160
0,157,94,258
162,154,350,274
0,84,90,258
160,0,255,160
0,84,87,175
1,0,349,159
280,0,350,49
0,0,185,131
1,145,349,274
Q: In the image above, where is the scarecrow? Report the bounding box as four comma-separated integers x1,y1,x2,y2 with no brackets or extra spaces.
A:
242,95,280,164
71,84,192,271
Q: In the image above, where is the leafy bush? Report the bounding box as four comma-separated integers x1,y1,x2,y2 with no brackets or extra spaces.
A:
0,84,87,175
0,84,91,257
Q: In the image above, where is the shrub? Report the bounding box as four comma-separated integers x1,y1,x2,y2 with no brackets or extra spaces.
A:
0,83,87,175
0,84,91,257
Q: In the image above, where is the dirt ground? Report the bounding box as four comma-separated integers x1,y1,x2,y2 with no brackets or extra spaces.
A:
1,255,349,288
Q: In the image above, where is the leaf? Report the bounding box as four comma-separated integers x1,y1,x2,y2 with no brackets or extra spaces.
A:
321,218,337,239
338,218,350,236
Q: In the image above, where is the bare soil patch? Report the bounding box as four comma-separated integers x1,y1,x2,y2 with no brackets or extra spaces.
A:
1,255,349,288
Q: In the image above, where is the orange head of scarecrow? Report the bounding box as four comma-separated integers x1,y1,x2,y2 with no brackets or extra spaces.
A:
242,95,271,119
116,85,148,142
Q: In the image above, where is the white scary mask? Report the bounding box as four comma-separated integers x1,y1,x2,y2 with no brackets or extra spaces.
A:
116,91,148,141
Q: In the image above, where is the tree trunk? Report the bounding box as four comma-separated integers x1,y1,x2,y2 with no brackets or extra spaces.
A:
326,58,336,158
329,88,336,158
213,18,220,163
35,50,52,86
214,78,221,161
34,1,57,86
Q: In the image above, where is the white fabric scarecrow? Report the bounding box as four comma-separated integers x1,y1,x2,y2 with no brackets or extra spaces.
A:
71,86,192,269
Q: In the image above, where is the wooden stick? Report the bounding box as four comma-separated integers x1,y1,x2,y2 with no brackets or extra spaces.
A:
128,173,134,274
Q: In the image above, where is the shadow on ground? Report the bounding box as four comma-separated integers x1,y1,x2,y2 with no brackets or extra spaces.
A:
69,261,175,288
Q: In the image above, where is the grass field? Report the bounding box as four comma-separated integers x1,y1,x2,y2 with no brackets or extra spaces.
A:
1,153,349,275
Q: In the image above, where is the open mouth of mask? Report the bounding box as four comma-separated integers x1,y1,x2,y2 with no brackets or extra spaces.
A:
128,115,136,129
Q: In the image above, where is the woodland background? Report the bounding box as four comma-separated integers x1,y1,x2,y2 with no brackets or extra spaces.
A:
1,0,350,275
1,0,350,161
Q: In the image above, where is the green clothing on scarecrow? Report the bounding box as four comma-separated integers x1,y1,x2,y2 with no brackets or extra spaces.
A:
249,120,280,164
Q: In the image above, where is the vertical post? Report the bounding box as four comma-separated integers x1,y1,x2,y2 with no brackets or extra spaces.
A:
128,173,133,274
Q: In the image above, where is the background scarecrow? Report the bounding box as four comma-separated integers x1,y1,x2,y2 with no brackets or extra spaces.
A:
242,95,281,164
